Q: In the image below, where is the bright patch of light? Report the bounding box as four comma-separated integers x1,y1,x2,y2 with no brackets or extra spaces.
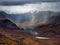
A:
35,37,50,39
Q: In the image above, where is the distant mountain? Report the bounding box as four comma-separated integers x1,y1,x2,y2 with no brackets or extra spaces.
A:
0,11,6,18
0,11,7,20
0,11,60,25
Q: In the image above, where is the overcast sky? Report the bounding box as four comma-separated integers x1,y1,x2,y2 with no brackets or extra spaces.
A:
0,2,60,14
0,0,60,5
0,0,60,2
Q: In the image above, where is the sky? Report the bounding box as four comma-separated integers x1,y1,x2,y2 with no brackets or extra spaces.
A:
0,0,60,5
0,2,60,14
0,0,60,2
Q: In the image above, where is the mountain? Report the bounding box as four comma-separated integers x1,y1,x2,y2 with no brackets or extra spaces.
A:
0,11,60,26
0,11,7,20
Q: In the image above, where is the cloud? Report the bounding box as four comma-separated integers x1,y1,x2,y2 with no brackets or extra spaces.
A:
0,2,60,14
0,0,60,5
0,0,60,2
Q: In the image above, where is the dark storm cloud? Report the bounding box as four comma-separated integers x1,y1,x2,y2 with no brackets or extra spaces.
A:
0,0,60,5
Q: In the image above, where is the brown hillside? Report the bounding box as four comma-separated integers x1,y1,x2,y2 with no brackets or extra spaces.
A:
0,19,60,45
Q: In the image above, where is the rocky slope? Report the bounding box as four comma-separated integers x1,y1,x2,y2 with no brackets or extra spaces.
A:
0,19,60,45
